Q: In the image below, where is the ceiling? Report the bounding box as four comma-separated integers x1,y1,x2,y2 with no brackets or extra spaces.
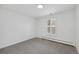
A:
1,4,75,18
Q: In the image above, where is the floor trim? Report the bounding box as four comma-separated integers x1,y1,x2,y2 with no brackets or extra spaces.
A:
37,36,75,47
0,37,76,49
0,37,35,49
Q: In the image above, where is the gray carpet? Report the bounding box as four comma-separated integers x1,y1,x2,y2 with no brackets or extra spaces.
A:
0,38,78,54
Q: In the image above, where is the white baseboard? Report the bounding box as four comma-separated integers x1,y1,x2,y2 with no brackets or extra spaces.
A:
0,37,34,49
38,36,75,46
0,36,75,49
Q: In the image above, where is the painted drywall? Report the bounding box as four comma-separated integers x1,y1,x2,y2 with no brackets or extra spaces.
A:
75,5,79,53
0,8,36,48
36,9,75,45
0,5,76,49
0,8,3,47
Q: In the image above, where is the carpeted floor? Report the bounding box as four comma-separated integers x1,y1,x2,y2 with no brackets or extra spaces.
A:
0,38,78,54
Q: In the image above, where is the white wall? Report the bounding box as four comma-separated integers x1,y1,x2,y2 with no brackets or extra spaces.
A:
36,9,75,45
0,8,3,47
76,5,79,53
0,6,76,49
0,8,36,48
